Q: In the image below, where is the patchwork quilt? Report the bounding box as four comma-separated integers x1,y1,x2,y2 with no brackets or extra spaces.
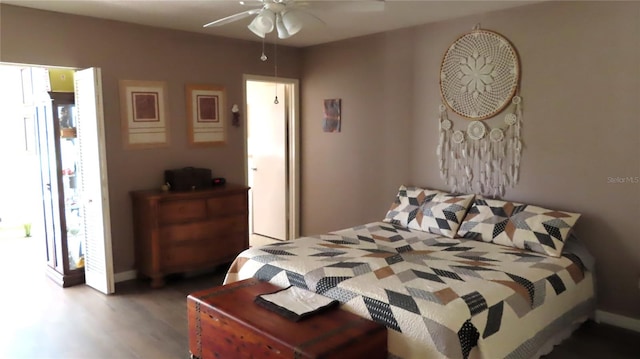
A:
225,222,594,359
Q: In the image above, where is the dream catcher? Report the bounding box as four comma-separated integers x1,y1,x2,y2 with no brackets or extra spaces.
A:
437,25,522,198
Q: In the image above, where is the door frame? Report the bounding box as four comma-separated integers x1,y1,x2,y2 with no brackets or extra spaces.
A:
243,74,300,240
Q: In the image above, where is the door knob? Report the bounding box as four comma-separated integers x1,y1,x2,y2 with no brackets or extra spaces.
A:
251,168,257,171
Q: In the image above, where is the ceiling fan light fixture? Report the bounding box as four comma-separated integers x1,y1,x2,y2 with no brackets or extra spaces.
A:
276,14,291,39
248,9,275,38
282,10,303,36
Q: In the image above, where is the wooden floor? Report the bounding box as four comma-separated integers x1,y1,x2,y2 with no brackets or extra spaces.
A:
0,259,228,359
1,235,639,358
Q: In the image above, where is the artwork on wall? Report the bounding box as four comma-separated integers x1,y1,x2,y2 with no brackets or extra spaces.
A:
119,80,169,149
186,84,226,146
437,25,523,198
322,98,341,133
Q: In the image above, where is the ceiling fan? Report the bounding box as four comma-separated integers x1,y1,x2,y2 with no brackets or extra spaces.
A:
203,0,384,39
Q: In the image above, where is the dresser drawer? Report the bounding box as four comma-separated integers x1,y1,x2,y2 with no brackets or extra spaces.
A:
207,194,246,216
159,199,207,224
160,215,247,244
161,234,247,268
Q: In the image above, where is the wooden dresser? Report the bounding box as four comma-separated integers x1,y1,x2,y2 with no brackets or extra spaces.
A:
130,184,249,288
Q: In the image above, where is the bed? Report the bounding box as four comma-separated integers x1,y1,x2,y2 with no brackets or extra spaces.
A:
224,186,596,359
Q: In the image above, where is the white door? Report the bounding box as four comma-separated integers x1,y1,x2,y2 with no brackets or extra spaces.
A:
74,67,115,294
247,81,287,240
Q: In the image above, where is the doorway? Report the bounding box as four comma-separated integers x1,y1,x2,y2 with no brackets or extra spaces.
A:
244,75,299,242
0,64,47,288
0,63,115,294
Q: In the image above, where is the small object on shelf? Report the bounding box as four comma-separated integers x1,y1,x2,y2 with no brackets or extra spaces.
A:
60,127,77,138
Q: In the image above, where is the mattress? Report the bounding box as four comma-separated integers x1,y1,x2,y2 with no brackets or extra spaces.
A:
225,222,595,359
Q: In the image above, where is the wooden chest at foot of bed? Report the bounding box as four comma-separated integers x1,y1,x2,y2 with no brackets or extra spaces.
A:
187,278,387,359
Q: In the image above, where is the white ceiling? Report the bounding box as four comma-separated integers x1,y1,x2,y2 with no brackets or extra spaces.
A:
3,0,540,47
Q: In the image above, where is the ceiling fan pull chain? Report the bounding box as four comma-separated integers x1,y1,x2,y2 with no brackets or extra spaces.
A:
274,35,279,104
260,37,268,61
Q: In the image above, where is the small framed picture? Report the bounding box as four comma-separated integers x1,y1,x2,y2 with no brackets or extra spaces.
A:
186,84,226,146
323,98,341,133
119,80,169,149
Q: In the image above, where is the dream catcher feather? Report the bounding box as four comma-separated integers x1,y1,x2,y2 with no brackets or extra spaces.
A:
437,25,523,198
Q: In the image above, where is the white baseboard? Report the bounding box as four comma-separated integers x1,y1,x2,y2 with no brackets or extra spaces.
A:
595,310,640,333
114,270,137,283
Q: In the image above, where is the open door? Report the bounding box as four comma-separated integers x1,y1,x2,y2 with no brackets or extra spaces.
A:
74,67,114,294
244,75,300,241
247,81,287,241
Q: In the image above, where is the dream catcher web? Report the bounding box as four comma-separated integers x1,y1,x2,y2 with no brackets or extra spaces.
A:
437,25,523,198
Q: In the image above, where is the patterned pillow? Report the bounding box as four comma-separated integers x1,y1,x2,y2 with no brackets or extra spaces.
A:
383,185,440,228
457,199,581,257
410,193,475,238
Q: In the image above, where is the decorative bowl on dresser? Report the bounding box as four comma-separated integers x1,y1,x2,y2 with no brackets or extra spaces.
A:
130,184,249,288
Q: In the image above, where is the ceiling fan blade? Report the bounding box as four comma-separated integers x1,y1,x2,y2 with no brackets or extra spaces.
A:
306,0,385,13
203,9,261,27
294,9,326,26
239,0,264,6
347,1,385,13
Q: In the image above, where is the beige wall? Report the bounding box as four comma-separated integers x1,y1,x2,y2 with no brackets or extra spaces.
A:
0,4,302,273
301,1,640,319
300,30,416,234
